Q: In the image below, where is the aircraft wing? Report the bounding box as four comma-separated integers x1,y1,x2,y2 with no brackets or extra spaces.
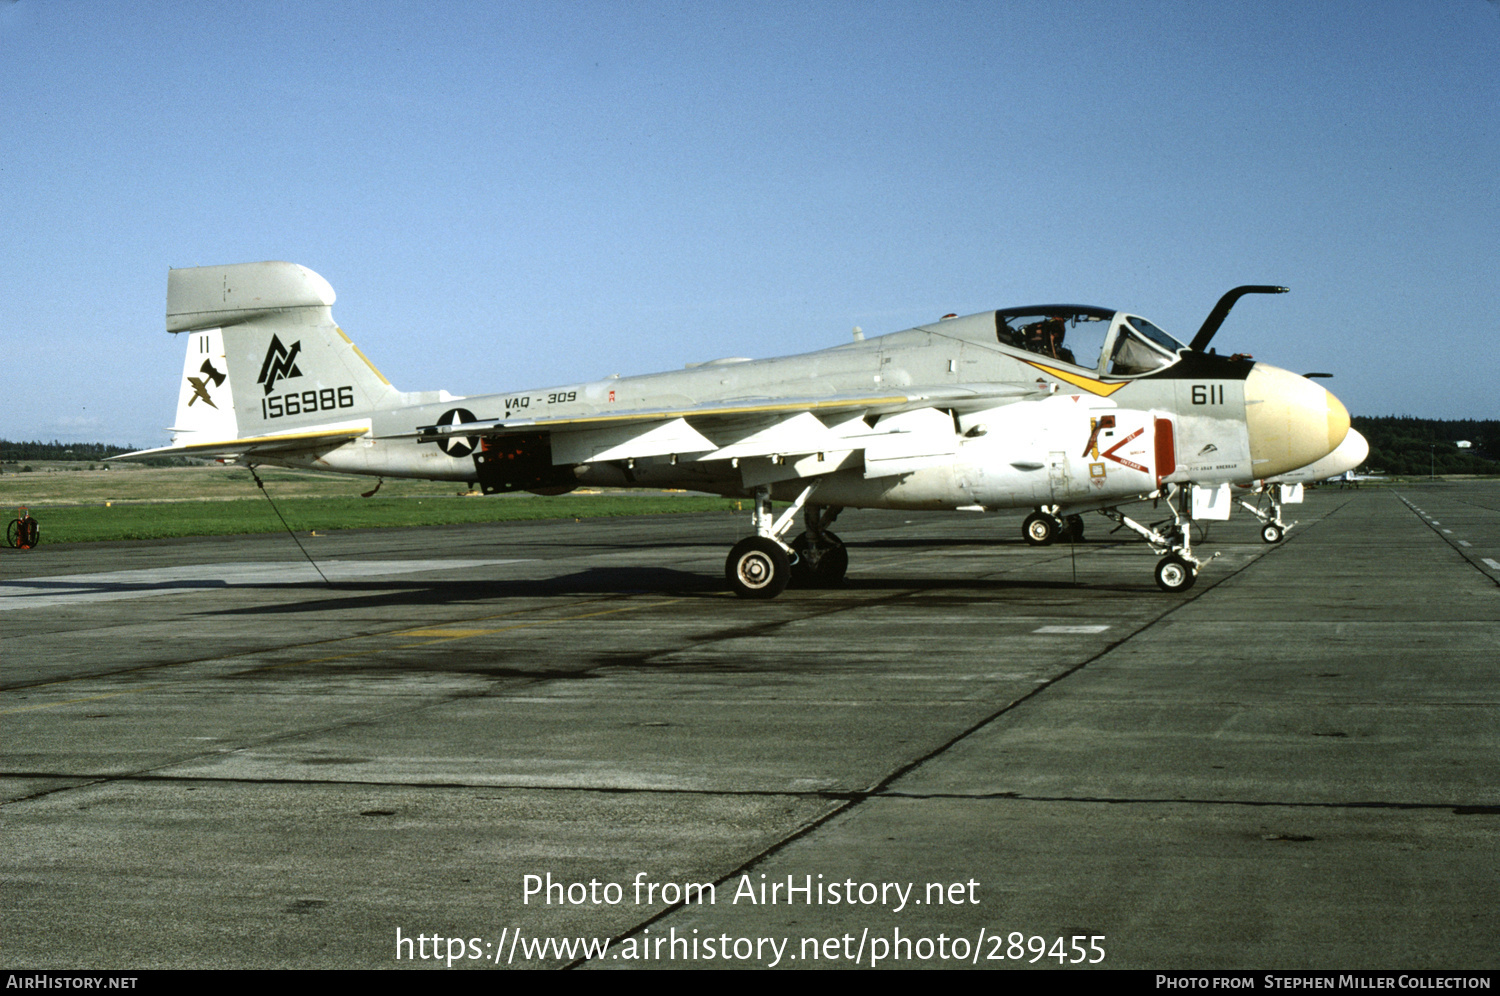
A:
411,383,1040,439
407,383,1042,484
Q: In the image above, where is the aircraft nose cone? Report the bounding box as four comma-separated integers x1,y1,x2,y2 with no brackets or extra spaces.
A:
1343,428,1370,468
1244,364,1350,478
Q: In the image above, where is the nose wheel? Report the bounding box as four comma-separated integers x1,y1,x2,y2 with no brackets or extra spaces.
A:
1154,554,1197,592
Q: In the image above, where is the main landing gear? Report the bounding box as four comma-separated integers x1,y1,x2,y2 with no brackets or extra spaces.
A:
1022,508,1084,546
1098,484,1216,593
1237,484,1295,544
725,486,847,598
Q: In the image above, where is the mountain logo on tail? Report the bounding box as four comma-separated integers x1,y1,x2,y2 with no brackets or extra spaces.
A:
257,336,303,395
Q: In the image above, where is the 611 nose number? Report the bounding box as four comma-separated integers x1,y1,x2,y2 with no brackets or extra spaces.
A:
1191,384,1224,405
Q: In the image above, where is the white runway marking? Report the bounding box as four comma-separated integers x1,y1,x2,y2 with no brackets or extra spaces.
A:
1034,625,1111,634
1483,558,1500,572
0,560,531,610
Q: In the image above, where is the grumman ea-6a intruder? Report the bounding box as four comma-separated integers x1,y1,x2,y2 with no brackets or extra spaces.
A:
119,262,1350,597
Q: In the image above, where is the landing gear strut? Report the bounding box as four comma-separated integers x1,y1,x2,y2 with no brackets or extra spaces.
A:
1099,484,1215,592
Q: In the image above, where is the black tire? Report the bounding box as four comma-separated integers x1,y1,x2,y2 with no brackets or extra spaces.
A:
1261,523,1283,544
1023,512,1058,546
726,537,791,599
1064,514,1085,542
1155,555,1196,593
5,520,15,548
791,531,848,587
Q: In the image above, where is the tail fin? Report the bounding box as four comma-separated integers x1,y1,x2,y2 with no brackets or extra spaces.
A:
165,262,403,446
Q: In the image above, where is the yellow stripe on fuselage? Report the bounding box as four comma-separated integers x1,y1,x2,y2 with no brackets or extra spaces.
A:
1022,360,1128,397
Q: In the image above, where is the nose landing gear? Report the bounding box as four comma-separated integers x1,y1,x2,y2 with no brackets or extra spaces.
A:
1238,483,1297,544
1099,484,1215,593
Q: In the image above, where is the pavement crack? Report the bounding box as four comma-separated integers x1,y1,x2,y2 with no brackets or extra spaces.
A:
873,790,1496,814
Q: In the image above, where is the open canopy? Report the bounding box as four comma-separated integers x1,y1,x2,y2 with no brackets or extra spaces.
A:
995,306,1186,377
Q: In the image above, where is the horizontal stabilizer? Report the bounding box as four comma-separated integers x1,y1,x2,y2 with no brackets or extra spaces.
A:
111,426,368,461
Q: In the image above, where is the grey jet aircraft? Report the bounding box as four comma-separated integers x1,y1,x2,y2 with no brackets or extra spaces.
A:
119,262,1350,597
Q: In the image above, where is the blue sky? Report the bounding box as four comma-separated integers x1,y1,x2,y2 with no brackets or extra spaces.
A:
2,0,1496,448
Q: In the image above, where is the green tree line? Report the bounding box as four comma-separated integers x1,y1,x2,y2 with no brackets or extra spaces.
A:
1350,417,1499,476
1,439,138,461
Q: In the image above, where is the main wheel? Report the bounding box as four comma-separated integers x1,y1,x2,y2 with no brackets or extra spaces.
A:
790,531,848,587
1261,523,1283,544
1155,555,1196,593
726,537,791,599
1023,512,1058,546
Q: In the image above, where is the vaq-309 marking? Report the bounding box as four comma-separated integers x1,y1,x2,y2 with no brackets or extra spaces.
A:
119,262,1350,597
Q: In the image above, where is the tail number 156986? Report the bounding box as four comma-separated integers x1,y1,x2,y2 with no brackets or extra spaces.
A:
262,386,355,419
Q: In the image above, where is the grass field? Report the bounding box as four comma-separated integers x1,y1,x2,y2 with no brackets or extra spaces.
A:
0,464,743,543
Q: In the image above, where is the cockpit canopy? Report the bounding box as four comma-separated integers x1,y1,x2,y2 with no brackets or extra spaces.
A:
995,306,1186,377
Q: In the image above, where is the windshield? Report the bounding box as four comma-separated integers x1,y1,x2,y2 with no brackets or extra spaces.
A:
1125,317,1184,353
1107,316,1185,375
